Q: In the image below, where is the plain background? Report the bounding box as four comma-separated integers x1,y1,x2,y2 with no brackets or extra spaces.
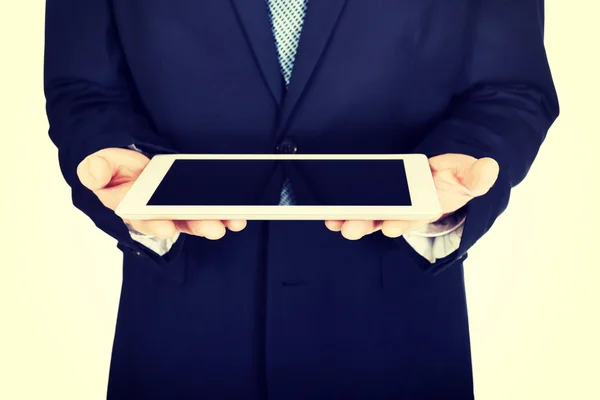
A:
1,1,598,399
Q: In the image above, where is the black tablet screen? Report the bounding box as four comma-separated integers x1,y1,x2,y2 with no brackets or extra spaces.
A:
146,159,412,206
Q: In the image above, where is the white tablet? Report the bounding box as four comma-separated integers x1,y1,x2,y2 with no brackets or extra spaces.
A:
115,154,441,221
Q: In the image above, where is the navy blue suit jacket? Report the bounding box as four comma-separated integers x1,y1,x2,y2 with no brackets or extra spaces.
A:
44,0,558,399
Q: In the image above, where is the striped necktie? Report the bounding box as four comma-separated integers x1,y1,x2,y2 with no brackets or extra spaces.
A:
266,0,309,205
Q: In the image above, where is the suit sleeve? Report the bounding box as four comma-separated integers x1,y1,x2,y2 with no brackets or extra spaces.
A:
407,0,559,274
44,0,185,266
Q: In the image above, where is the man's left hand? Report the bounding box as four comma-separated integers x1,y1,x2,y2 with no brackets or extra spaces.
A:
325,154,500,240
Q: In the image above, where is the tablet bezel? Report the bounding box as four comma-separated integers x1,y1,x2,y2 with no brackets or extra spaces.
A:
115,154,441,221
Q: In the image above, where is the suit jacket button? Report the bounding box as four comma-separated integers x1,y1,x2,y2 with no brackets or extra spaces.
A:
276,139,298,154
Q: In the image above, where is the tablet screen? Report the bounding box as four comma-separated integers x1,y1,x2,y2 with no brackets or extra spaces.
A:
146,159,412,206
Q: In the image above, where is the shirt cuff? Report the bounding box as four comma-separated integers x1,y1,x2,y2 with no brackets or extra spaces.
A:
128,230,181,256
401,209,467,263
408,208,467,238
127,143,152,157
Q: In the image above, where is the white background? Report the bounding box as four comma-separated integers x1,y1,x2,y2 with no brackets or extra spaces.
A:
1,1,598,399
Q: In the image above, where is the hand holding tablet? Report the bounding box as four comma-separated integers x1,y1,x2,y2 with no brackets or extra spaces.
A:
76,148,247,240
325,154,499,240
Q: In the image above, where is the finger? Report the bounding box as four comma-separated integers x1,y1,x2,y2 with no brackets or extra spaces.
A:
223,220,247,232
126,219,178,239
77,154,113,191
324,220,344,232
174,220,193,234
94,147,150,177
462,157,499,197
77,148,149,190
428,153,476,174
88,180,134,211
185,220,227,240
380,220,419,238
340,220,378,240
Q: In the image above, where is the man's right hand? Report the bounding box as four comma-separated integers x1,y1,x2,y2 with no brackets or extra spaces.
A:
76,148,247,240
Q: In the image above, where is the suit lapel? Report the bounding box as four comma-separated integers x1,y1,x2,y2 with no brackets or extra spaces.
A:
277,0,349,136
229,0,285,106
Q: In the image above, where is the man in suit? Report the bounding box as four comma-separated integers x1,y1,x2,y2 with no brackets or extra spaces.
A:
44,0,558,398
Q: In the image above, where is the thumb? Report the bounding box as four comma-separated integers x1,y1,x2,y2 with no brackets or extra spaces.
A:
461,157,500,197
77,148,149,191
77,154,114,191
